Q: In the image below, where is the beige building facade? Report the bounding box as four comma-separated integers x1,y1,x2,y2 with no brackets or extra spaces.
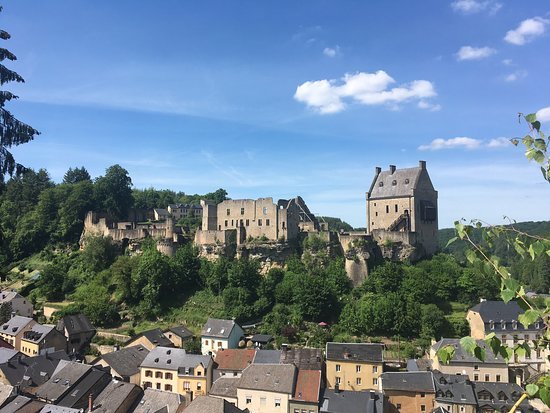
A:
0,316,36,350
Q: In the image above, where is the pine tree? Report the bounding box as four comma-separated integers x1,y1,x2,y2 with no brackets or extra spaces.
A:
0,6,39,177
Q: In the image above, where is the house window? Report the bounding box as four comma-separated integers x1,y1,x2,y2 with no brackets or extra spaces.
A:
218,341,223,348
197,382,202,390
396,404,401,410
258,219,262,226
524,334,530,341
143,381,152,388
474,365,479,370
246,396,252,404
260,397,266,406
356,365,361,373
395,204,398,212
240,207,245,215
246,219,249,226
496,375,501,382
474,374,479,381
266,219,270,226
156,383,161,390
183,381,190,390
490,321,495,330
204,340,209,346
226,209,230,216
373,378,378,385
485,374,490,382
145,370,152,377
224,220,228,227
356,377,362,385
512,321,518,330
155,371,162,378
165,373,173,380
335,364,341,372
263,207,268,214
421,405,426,412
420,392,425,398
336,377,341,385
275,398,281,407
386,205,389,213
165,384,172,391
373,366,378,373
501,321,506,329
197,370,202,376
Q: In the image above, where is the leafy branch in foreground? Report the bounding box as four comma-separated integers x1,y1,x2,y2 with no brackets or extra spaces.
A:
439,113,550,409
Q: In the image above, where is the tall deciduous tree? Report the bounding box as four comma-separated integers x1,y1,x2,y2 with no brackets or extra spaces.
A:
0,7,39,177
94,164,134,220
63,167,91,184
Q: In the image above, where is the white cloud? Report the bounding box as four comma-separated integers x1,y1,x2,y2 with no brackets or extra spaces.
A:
537,107,550,122
502,59,513,66
419,137,482,151
323,46,341,57
294,70,437,114
487,137,511,148
451,0,501,14
504,17,549,45
456,46,496,61
419,136,513,150
418,100,442,111
504,70,527,82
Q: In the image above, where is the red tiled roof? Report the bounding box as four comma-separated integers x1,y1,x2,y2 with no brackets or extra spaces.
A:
292,369,321,403
214,349,255,371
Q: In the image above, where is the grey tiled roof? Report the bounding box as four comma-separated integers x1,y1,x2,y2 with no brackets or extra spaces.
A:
201,318,240,339
381,372,435,393
253,350,282,364
320,389,384,413
57,314,95,335
473,382,530,410
280,347,323,370
0,347,19,364
433,371,477,405
368,165,425,199
431,338,506,364
39,406,81,413
140,346,211,372
210,376,240,399
23,324,55,343
126,328,173,347
0,316,34,337
0,350,69,388
33,362,92,402
469,300,542,332
57,367,111,409
326,342,383,363
92,380,144,413
184,396,246,413
100,345,149,378
0,395,32,413
239,364,296,394
133,388,184,413
167,325,194,340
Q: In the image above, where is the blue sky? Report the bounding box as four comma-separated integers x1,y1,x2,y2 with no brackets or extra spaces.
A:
3,0,550,228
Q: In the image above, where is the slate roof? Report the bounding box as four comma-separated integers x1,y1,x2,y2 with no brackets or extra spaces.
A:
0,316,34,337
326,342,383,363
141,346,212,372
133,388,185,413
368,163,430,199
99,345,149,378
166,325,194,340
22,324,55,343
469,300,542,332
38,406,81,413
253,349,282,364
292,370,321,404
126,328,173,348
0,350,69,388
238,364,296,394
6,399,45,413
0,290,23,303
0,382,15,406
210,376,240,399
406,358,432,372
57,367,111,408
0,395,33,413
432,371,477,405
184,396,245,413
473,382,530,410
214,348,255,371
280,347,324,370
92,380,144,413
33,362,92,402
0,347,20,364
381,372,435,393
250,334,273,344
56,314,95,336
319,389,384,413
432,338,506,364
201,318,240,339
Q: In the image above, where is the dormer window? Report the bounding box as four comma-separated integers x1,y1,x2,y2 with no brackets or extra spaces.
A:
512,321,517,330
206,327,211,333
535,321,541,329
220,328,225,334
379,182,383,187
500,320,506,330
489,320,495,330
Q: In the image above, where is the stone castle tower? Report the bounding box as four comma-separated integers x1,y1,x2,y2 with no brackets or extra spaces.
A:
366,160,438,257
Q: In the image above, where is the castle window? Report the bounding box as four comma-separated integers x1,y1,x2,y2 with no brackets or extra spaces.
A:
240,207,245,215
258,219,262,226
224,220,228,227
379,181,383,187
395,204,398,212
405,178,410,184
246,219,249,226
226,209,230,216
263,207,268,214
386,205,389,213
266,219,270,226
375,212,378,216
392,180,397,185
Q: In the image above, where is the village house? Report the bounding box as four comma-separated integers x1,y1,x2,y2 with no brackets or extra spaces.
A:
91,380,144,413
0,350,69,389
213,348,256,380
473,382,531,412
325,342,383,391
55,314,96,355
167,203,202,220
0,315,36,350
20,323,67,356
210,376,241,406
380,371,436,413
131,388,186,413
289,369,322,413
125,328,174,350
163,325,194,349
185,395,247,413
0,290,33,318
201,318,244,356
280,345,324,371
319,388,384,413
430,338,509,383
466,299,546,380
140,346,213,398
94,344,149,384
366,161,438,257
236,363,297,413
432,371,477,413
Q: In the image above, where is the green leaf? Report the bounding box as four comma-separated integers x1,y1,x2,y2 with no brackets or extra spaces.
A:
532,121,542,132
523,135,534,147
485,334,502,358
503,277,519,292
526,383,539,397
511,138,519,146
474,345,486,362
539,386,550,407
528,244,536,260
445,237,458,248
500,288,515,303
499,346,513,362
525,113,537,123
515,343,526,358
534,138,547,151
436,345,455,365
460,336,477,356
533,150,546,164
518,309,540,329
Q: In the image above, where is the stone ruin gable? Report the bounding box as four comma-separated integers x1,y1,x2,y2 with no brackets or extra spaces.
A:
366,160,438,259
194,228,237,260
338,232,379,287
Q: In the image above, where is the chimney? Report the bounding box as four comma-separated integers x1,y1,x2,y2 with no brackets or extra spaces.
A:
389,165,396,174
10,311,15,319
281,343,289,352
375,166,381,175
334,383,340,393
419,160,426,170
88,393,93,412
